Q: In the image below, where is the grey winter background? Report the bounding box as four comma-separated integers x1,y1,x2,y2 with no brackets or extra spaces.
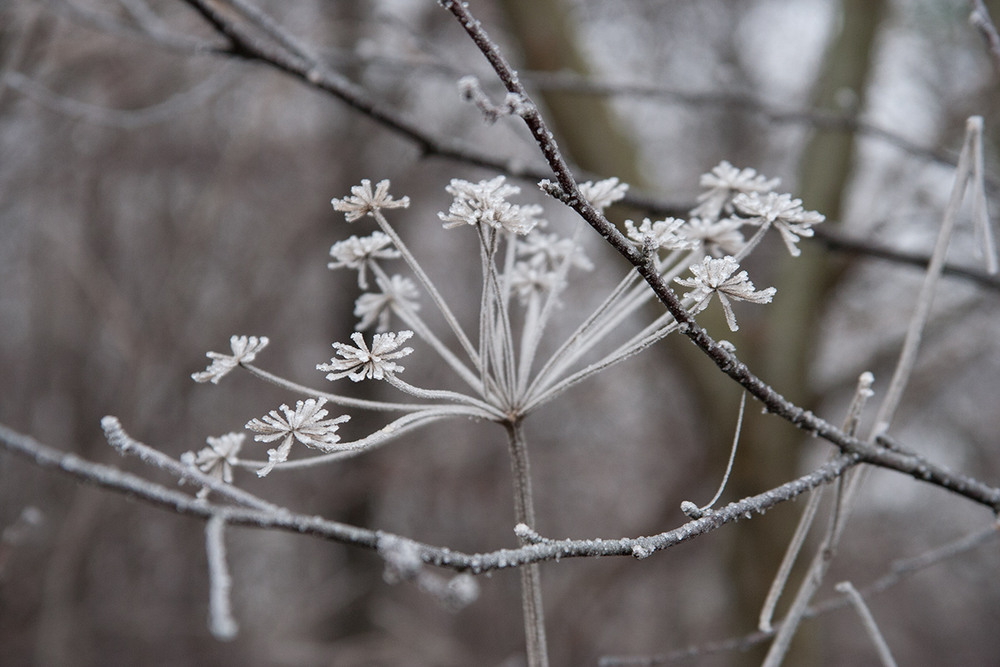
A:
2,1,1000,665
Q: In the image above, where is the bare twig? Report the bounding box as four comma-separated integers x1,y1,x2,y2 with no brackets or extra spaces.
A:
835,581,898,667
600,524,998,665
205,514,238,640
0,421,862,570
971,0,1000,74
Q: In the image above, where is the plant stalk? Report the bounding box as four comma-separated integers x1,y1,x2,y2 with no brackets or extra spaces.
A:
505,420,549,667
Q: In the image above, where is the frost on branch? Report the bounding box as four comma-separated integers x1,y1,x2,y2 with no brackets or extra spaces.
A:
191,335,269,384
675,256,777,331
245,398,350,477
331,178,410,222
318,330,414,382
377,534,480,611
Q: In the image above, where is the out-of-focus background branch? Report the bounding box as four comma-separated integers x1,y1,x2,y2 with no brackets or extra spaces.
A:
2,1,1000,665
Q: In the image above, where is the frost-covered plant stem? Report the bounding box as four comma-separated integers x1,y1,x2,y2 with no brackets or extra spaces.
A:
505,419,549,667
835,581,898,667
871,117,983,437
205,513,238,640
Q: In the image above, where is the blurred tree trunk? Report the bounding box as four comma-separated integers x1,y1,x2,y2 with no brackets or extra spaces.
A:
727,0,888,663
497,0,646,187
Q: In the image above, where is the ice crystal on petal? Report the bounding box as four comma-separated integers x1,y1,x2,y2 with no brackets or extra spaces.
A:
331,179,410,222
516,231,593,271
509,261,564,305
732,192,824,257
693,161,780,221
675,256,776,331
192,335,269,384
438,176,542,235
354,274,420,332
182,432,244,499
625,218,698,252
318,330,414,382
246,398,349,477
578,177,628,212
328,231,400,289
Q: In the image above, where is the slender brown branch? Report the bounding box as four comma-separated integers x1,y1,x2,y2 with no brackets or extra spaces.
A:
439,0,1000,512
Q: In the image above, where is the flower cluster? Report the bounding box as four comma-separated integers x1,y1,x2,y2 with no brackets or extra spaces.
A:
188,165,818,479
192,336,269,384
438,176,543,235
245,398,350,477
331,179,410,222
675,256,776,331
318,331,414,382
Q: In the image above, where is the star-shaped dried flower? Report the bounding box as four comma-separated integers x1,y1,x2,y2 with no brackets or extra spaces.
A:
246,398,349,477
318,330,414,382
354,274,420,332
675,256,776,331
516,231,593,271
191,335,269,384
331,179,410,222
181,432,244,499
693,161,781,221
439,176,542,235
578,177,629,212
328,231,400,288
679,217,746,257
625,218,699,252
509,261,564,305
732,192,825,257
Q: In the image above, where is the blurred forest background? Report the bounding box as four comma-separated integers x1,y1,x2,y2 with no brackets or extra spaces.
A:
2,0,1000,665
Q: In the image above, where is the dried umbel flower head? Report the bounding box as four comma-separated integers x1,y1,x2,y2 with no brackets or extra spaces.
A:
192,336,269,384
675,256,776,331
439,176,543,235
318,331,415,382
331,179,410,222
246,398,350,476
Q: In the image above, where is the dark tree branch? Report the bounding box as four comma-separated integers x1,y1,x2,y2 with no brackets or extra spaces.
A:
439,0,1000,513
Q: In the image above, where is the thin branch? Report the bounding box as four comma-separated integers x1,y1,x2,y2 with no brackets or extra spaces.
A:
101,416,279,512
697,391,745,513
599,524,999,665
835,581,898,667
811,226,1000,291
177,0,552,178
205,514,239,640
971,0,1000,75
871,117,980,437
0,421,860,571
